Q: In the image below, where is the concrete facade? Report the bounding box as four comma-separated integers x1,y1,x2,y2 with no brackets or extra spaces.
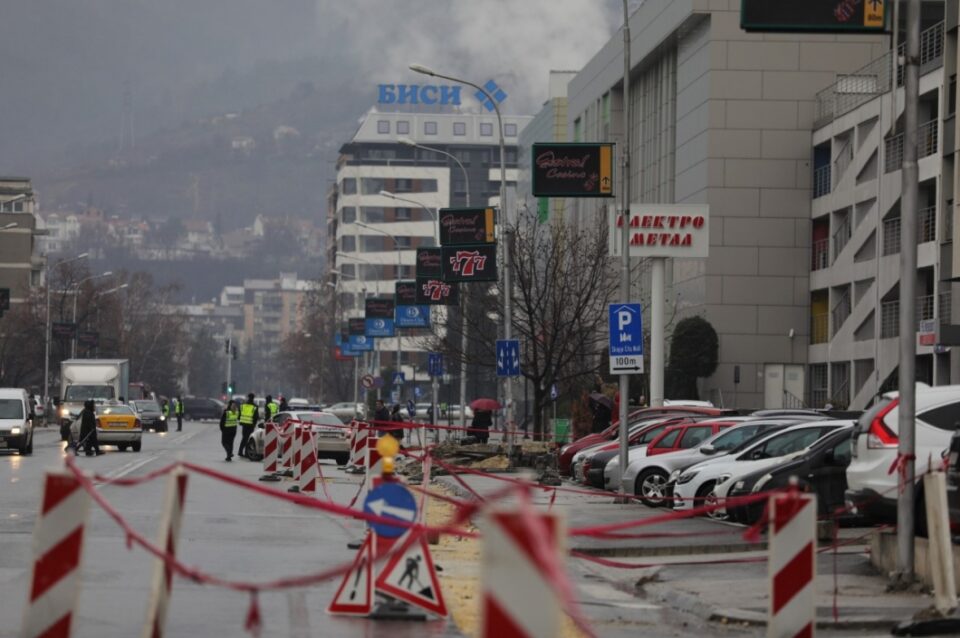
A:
564,0,887,408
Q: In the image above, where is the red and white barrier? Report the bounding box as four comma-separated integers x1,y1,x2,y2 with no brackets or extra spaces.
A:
768,491,817,638
21,470,92,638
262,423,279,475
347,423,368,472
279,421,295,474
299,427,320,495
142,468,189,638
480,510,564,638
287,424,303,492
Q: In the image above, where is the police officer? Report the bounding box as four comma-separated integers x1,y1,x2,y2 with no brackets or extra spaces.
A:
219,400,239,461
265,394,279,422
162,399,170,425
175,395,184,431
237,393,259,458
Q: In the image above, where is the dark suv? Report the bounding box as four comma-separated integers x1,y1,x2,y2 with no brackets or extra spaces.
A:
179,397,224,421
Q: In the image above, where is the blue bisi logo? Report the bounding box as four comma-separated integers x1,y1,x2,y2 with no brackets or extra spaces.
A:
476,80,507,112
378,84,462,105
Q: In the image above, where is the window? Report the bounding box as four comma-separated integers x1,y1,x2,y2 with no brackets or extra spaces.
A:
361,177,387,195
395,207,412,221
341,207,356,223
453,149,471,164
341,178,357,195
654,429,681,449
638,424,668,444
367,148,396,160
377,120,390,134
397,120,410,134
480,122,494,137
341,264,355,277
829,438,852,464
950,75,957,116
395,236,412,248
419,179,438,193
395,178,413,193
362,207,385,223
453,122,467,136
679,426,712,449
920,403,960,430
424,121,438,135
506,149,517,163
340,236,356,252
504,123,518,137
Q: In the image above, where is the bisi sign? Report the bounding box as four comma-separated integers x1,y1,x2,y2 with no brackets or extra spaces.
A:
441,245,498,282
416,278,459,306
532,143,614,198
416,248,443,278
378,84,462,106
609,204,710,259
439,208,496,246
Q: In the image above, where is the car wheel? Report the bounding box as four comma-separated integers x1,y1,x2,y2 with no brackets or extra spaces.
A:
132,441,141,452
698,482,727,520
637,468,669,507
117,444,128,452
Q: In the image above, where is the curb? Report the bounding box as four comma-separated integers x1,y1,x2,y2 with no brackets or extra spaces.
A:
571,542,767,558
710,607,902,631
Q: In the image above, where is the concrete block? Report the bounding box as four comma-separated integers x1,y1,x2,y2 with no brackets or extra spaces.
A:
709,187,760,217
677,131,709,174
711,70,763,100
795,218,811,246
799,42,879,72
722,275,795,305
726,100,799,130
727,41,800,71
709,129,762,159
677,102,710,145
707,246,759,275
706,275,724,304
759,188,811,218
796,160,813,189
725,159,797,188
724,217,797,247
706,304,758,334
794,277,810,306
761,71,837,101
757,305,808,335
759,247,808,276
719,333,793,364
709,9,765,41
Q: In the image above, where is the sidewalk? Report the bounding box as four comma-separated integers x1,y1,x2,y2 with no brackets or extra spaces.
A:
434,471,937,635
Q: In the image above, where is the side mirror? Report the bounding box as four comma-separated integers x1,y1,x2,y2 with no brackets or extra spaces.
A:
700,444,716,455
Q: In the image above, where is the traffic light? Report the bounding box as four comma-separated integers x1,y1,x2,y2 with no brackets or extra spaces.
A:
227,382,235,395
225,338,231,354
232,345,238,360
221,381,227,393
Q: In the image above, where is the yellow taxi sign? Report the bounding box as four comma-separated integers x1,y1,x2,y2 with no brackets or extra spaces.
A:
377,434,400,459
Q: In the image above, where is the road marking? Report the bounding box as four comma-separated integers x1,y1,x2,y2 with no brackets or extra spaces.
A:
102,454,161,480
174,429,203,446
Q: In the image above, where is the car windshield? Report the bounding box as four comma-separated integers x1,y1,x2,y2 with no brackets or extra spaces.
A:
65,385,115,401
710,425,765,451
99,405,134,416
743,427,826,460
297,412,342,427
726,424,792,454
0,399,24,419
133,400,160,411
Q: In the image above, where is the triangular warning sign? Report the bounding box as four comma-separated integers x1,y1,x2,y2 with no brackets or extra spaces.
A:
328,534,373,616
374,533,447,617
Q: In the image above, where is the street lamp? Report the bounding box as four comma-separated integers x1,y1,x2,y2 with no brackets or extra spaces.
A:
92,284,128,355
45,252,89,416
409,63,513,440
399,136,475,429
72,271,113,357
1,222,17,230
357,221,405,394
379,190,438,245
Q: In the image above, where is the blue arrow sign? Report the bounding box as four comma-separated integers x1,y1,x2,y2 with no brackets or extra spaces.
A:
428,353,443,378
363,482,418,538
496,339,520,377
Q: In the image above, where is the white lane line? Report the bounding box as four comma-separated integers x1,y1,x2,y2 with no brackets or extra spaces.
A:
102,454,161,480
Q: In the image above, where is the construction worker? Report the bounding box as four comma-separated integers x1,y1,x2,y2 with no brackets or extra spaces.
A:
265,394,279,422
162,399,170,424
175,395,184,431
219,400,239,461
237,393,259,458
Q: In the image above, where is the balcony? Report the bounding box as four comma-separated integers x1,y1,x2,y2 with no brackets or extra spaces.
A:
885,119,939,173
880,295,939,338
832,289,852,336
811,313,829,344
812,238,830,271
832,216,852,260
941,290,953,326
813,165,832,198
882,207,937,255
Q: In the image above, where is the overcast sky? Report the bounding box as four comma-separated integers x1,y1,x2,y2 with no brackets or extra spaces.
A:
0,0,621,174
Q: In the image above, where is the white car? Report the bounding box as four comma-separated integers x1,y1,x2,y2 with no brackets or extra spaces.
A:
0,388,34,455
846,384,960,523
248,410,350,464
617,417,791,504
326,402,366,424
672,421,852,512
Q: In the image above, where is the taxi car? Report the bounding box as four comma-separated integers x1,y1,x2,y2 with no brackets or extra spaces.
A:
72,403,142,452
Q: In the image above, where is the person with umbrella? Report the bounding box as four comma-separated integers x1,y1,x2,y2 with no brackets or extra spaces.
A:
470,398,500,444
589,392,613,434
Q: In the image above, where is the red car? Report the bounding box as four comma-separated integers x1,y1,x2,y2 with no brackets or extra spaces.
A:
579,416,695,485
645,420,736,456
558,406,735,475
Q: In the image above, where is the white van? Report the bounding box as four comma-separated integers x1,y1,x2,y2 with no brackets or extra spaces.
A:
846,384,960,523
0,388,34,455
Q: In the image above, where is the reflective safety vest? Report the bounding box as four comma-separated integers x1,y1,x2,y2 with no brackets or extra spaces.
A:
175,400,184,415
223,410,239,428
239,403,256,425
162,403,170,416
267,401,279,418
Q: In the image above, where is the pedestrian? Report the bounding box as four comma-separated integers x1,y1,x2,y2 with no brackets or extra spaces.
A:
472,408,492,444
175,395,184,431
278,396,289,413
590,397,612,434
237,393,259,458
219,400,239,461
373,399,391,436
78,399,101,456
27,393,36,426
162,399,170,425
389,404,406,442
265,394,279,422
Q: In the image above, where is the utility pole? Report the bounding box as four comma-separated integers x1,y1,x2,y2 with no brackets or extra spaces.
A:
895,0,920,586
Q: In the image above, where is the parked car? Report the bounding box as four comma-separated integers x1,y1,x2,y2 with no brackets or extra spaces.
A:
846,384,960,525
726,427,854,525
0,388,34,455
326,402,366,424
672,421,852,515
577,416,694,487
622,419,797,505
180,397,225,421
287,398,311,410
558,406,737,475
130,399,166,432
247,410,350,464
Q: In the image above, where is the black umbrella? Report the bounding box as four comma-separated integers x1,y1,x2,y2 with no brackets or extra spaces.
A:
588,392,614,410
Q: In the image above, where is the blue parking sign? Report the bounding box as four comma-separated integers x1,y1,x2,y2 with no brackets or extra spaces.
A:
608,304,643,374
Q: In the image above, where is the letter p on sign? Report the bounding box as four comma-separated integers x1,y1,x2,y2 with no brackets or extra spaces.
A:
618,309,632,333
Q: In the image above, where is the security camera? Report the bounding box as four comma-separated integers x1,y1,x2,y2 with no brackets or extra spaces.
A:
788,328,795,338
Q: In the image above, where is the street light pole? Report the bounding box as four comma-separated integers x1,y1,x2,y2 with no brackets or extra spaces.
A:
398,137,474,430
357,221,404,393
618,0,634,498
409,64,512,442
71,271,112,358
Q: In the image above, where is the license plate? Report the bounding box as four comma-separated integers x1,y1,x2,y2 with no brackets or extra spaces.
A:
105,421,128,429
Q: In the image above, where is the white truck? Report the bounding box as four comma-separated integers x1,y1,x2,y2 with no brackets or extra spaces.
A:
58,359,130,436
